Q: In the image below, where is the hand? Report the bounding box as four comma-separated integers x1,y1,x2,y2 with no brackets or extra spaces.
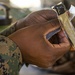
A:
8,19,70,68
16,9,60,45
52,61,75,73
15,9,57,29
51,52,75,73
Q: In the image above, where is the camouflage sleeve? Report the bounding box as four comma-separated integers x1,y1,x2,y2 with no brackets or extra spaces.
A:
0,22,17,37
0,35,23,75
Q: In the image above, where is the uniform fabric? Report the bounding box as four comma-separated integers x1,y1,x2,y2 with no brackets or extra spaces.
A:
0,35,23,75
0,23,23,75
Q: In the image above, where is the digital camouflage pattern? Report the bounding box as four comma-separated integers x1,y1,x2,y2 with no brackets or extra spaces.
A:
0,23,23,75
0,22,17,37
0,35,23,75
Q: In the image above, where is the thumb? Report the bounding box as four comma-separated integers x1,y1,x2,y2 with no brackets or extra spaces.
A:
40,18,60,35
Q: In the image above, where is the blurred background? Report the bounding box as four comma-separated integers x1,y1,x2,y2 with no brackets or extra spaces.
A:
0,0,75,24
0,0,75,75
0,0,75,26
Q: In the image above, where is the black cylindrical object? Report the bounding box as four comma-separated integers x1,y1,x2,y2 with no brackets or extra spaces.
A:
52,2,66,15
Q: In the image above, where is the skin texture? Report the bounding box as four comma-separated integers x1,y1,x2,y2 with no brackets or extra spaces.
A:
15,9,57,29
8,18,70,68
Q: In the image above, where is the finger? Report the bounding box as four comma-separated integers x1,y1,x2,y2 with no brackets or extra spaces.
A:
16,9,57,30
40,18,60,35
58,30,68,43
53,61,73,72
58,30,70,48
51,32,70,59
52,30,70,48
36,9,57,21
25,9,57,24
